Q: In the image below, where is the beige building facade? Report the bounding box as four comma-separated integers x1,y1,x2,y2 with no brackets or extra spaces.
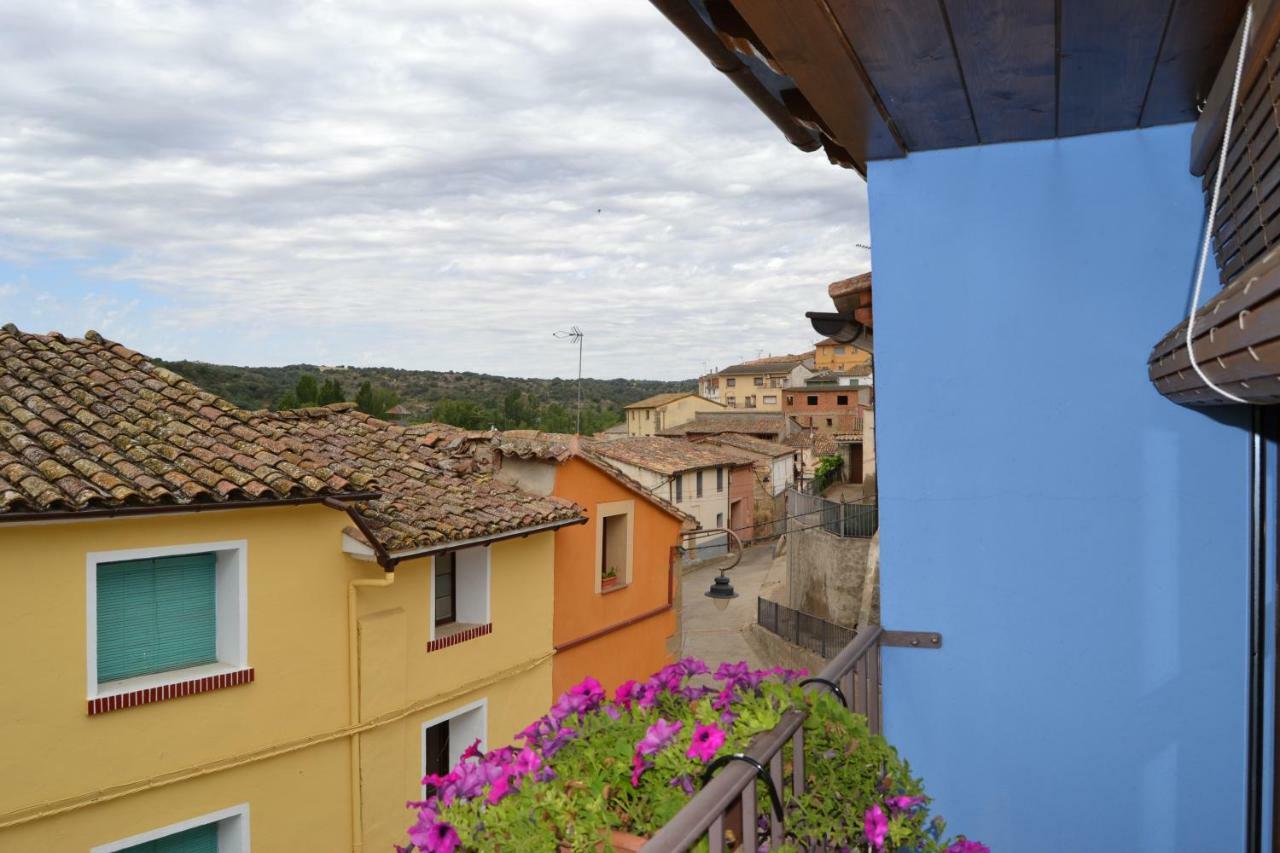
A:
624,392,725,436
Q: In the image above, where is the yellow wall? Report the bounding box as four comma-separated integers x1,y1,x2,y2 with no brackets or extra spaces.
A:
814,342,871,373
550,457,681,694
626,396,724,436
0,504,556,852
721,373,792,411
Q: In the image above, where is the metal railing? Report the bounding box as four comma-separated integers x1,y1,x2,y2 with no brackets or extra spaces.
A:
787,488,878,538
757,598,856,659
641,626,885,852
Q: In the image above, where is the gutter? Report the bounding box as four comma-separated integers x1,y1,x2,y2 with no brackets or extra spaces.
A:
648,0,820,153
0,492,383,525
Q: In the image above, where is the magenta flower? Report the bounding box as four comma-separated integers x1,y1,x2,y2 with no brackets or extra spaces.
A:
686,724,726,762
944,842,989,853
669,774,696,795
714,661,749,681
409,820,460,853
864,804,888,851
637,718,683,756
486,770,514,805
630,752,651,787
614,679,638,708
513,747,541,777
459,738,483,762
886,795,925,812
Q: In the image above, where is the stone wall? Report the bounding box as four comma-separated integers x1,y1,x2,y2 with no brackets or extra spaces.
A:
786,518,872,628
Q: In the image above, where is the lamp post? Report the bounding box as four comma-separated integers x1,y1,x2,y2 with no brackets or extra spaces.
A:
553,326,584,434
705,570,738,611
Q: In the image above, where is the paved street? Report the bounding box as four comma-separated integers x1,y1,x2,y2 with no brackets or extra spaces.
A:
680,542,784,670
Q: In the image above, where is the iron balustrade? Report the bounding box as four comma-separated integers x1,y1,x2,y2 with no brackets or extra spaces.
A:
641,626,886,852
757,597,856,659
786,488,878,538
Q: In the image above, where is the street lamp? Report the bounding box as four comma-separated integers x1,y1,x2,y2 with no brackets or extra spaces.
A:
553,326,584,435
705,570,738,611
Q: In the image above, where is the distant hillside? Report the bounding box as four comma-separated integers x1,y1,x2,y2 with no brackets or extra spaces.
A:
154,358,694,433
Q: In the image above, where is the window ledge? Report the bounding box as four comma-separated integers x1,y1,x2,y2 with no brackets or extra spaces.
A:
427,623,492,653
599,580,630,595
89,664,254,715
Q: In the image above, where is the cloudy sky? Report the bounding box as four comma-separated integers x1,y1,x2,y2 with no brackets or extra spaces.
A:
0,1,869,380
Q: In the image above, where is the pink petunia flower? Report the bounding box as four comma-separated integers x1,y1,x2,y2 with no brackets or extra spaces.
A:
486,770,514,805
686,724,726,762
630,752,651,787
459,738,483,762
410,820,460,853
886,795,925,812
944,842,989,853
864,804,888,851
513,747,541,777
637,718,683,756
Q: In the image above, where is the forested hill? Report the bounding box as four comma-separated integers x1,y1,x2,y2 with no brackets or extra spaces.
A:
154,358,693,433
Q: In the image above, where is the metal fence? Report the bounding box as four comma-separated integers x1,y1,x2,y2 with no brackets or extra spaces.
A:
757,598,856,659
786,488,878,538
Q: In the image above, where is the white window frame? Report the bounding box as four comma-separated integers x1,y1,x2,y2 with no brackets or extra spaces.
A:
91,803,250,852
595,499,635,592
86,540,249,701
420,698,488,795
429,547,491,641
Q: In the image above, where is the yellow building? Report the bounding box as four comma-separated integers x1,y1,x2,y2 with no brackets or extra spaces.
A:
813,337,872,373
623,391,725,436
0,328,583,852
715,353,814,411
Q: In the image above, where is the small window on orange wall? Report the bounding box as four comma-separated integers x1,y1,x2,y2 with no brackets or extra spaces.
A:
596,500,634,593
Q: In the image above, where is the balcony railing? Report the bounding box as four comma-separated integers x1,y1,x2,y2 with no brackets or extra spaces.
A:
642,626,887,852
787,488,878,538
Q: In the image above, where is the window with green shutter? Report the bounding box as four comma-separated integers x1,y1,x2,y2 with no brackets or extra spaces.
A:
97,552,218,684
120,821,218,852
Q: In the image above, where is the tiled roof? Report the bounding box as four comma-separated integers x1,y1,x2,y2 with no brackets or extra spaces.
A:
719,353,812,375
488,430,695,524
256,407,583,554
589,436,753,476
657,412,791,437
0,326,359,517
624,391,697,409
703,433,796,458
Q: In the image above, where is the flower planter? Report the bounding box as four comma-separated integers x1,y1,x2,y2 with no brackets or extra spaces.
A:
601,575,619,591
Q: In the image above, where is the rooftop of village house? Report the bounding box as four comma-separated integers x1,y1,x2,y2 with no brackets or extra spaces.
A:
716,352,814,374
656,411,793,437
622,391,704,410
588,435,754,476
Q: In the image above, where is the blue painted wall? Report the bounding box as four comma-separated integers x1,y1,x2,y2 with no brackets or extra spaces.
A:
867,124,1251,852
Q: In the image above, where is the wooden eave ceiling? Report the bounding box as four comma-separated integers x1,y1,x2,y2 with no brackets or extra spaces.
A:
686,0,1246,174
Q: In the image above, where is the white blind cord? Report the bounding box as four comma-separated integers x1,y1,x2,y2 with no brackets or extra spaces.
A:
1187,3,1254,404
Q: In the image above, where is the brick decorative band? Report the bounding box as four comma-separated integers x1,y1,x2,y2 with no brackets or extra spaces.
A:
427,623,492,653
88,668,255,716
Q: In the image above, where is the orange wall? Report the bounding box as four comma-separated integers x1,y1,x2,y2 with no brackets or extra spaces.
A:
550,456,683,695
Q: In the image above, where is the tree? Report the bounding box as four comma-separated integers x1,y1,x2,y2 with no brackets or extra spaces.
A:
431,399,490,430
295,374,320,406
539,402,573,434
317,378,344,405
355,381,400,419
275,391,299,410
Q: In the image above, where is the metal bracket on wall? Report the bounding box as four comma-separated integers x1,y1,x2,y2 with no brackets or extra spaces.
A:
880,630,942,649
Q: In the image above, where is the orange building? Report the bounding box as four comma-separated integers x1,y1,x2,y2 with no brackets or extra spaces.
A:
487,432,696,694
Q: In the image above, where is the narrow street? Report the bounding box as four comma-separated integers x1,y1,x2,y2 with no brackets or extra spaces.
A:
680,542,785,670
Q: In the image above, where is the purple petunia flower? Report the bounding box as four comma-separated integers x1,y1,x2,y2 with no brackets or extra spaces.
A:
459,738,483,761
637,718,683,756
886,795,925,812
864,804,888,851
686,724,726,762
630,752,651,787
944,841,989,853
614,679,639,709
669,774,696,796
409,820,460,853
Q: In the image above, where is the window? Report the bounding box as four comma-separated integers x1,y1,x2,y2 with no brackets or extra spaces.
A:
645,410,650,420
754,377,764,386
716,512,723,528
716,466,724,492
421,700,487,796
826,418,833,427
696,470,704,497
88,541,248,701
434,553,456,626
91,805,249,853
746,396,757,408
726,378,736,387
430,548,490,641
786,395,794,405
834,346,846,354
597,500,634,591
837,395,849,405
674,475,683,503
727,397,736,408
763,395,777,405
807,395,819,405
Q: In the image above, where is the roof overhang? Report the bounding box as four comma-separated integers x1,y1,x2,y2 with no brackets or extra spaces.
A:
653,0,1246,175
342,515,589,565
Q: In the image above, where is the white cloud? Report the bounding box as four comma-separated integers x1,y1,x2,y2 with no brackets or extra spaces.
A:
0,0,869,379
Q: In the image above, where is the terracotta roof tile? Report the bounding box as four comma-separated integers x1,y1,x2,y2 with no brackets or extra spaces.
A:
657,412,792,438
0,326,357,516
255,407,583,554
587,436,753,476
623,391,700,409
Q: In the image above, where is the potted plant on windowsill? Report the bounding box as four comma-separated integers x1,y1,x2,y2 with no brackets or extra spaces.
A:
601,566,620,591
399,660,986,852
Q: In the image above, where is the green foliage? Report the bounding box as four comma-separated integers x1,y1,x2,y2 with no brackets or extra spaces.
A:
430,399,491,430
294,373,320,406
813,454,844,492
355,381,400,419
152,358,690,433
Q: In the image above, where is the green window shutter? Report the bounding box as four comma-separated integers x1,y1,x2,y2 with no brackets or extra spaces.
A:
124,821,219,852
97,552,218,683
